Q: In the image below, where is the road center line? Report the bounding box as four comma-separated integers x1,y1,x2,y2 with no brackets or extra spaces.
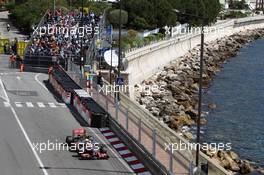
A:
1,78,49,175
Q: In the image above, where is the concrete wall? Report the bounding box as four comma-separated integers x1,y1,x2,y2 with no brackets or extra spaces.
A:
123,16,264,98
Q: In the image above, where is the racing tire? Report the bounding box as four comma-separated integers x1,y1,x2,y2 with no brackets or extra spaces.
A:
66,136,74,146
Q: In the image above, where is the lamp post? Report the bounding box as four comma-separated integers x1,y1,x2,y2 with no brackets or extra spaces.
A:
117,0,122,101
80,0,84,72
53,0,56,16
172,9,207,172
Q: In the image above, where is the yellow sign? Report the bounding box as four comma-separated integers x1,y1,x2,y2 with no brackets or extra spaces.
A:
0,38,9,54
17,41,28,56
79,7,89,14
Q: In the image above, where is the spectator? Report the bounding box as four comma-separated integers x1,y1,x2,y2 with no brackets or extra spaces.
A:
9,54,16,68
97,71,103,88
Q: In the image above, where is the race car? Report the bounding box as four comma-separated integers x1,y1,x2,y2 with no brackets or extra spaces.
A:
78,141,109,160
65,127,90,152
65,128,109,159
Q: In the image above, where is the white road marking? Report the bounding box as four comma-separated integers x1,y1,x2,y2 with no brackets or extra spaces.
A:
14,102,23,108
4,101,10,107
57,103,66,108
1,79,49,175
16,76,21,81
87,128,134,173
0,79,9,102
37,102,45,108
26,102,34,108
48,102,56,108
35,73,49,92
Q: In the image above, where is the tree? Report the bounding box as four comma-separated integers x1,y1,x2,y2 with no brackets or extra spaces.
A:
108,9,128,27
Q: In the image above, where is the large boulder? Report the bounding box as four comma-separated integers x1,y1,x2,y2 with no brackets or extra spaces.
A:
239,160,252,174
227,151,239,160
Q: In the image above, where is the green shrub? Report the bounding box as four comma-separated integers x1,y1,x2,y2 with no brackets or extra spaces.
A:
108,9,128,27
131,17,149,30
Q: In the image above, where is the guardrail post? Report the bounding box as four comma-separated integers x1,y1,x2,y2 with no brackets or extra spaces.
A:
152,129,156,158
126,107,129,130
138,118,142,143
169,143,173,174
106,96,109,112
189,162,194,175
115,101,119,121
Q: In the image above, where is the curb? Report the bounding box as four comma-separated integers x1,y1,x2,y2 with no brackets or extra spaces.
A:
100,127,152,175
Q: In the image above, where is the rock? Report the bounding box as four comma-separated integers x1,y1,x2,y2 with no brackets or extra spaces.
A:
257,168,264,174
163,115,171,123
229,161,240,172
183,132,194,140
217,150,226,160
228,151,239,160
140,96,155,106
162,103,179,115
200,118,207,125
208,103,217,109
176,114,195,126
168,120,180,131
239,160,252,174
185,109,198,120
191,83,199,91
150,107,160,116
220,159,230,169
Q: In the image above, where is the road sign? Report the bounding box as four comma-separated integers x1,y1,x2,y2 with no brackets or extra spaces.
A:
116,77,124,85
106,25,112,36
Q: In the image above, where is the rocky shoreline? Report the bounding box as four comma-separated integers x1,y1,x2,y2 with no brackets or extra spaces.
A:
135,28,264,174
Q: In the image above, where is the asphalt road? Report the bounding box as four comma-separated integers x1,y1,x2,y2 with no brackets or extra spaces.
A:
0,53,135,175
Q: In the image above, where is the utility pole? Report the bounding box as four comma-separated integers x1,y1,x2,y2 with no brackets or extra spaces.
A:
117,0,122,101
54,0,56,16
80,0,84,72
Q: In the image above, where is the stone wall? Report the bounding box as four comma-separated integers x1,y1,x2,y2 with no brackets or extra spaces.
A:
124,16,264,99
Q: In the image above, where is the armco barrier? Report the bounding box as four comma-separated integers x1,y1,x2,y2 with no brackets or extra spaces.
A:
49,66,80,104
49,67,108,128
73,90,92,125
72,89,108,128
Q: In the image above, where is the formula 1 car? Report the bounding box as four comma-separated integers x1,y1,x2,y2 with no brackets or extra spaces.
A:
78,143,109,160
65,128,109,159
65,127,87,146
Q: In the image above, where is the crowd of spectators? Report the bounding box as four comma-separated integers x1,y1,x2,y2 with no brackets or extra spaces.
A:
26,8,103,65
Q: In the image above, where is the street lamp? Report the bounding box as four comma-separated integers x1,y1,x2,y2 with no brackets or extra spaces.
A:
80,0,84,72
54,0,56,16
117,0,122,101
172,9,208,171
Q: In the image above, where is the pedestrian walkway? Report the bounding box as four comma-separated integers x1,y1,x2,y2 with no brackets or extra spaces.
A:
2,101,66,109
